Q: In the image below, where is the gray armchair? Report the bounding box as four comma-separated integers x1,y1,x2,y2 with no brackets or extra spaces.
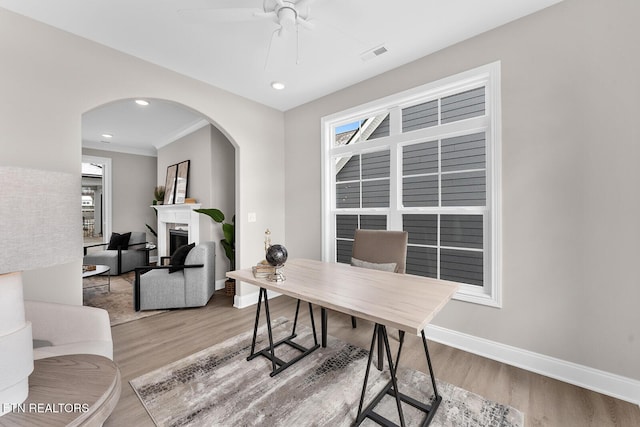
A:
134,241,216,311
83,231,148,275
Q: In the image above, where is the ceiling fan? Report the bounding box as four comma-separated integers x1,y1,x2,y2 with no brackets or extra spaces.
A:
179,0,322,67
257,0,317,37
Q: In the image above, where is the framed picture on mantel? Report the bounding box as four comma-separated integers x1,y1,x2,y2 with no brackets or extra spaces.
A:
163,164,178,205
174,160,190,204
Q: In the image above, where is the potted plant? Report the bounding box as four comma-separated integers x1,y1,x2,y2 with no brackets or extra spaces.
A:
154,186,166,205
194,208,235,295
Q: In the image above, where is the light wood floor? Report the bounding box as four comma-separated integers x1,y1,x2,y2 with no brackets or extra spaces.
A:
106,291,640,427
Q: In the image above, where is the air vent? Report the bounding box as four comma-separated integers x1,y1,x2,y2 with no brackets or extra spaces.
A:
360,45,388,62
373,46,388,56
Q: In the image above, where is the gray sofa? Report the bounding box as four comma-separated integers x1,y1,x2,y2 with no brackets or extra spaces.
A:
83,231,148,275
134,241,216,311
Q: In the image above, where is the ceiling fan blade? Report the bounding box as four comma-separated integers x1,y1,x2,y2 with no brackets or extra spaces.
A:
177,7,264,23
178,0,260,9
253,11,277,19
296,17,315,31
295,0,317,11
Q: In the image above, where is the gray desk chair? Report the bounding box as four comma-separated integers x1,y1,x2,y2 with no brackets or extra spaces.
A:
320,229,409,349
349,229,409,328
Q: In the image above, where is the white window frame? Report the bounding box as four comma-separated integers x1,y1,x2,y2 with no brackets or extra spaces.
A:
321,62,502,307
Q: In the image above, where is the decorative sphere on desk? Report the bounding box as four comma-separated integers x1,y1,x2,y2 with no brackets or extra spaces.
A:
266,244,288,267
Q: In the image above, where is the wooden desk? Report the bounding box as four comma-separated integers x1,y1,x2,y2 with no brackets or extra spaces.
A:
0,354,121,427
228,259,458,335
228,258,458,426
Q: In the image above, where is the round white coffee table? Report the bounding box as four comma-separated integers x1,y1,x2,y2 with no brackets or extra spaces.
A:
82,264,111,291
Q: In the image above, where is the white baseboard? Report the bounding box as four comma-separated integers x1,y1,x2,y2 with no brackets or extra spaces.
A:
230,291,640,406
215,279,226,291
425,324,640,406
233,290,281,309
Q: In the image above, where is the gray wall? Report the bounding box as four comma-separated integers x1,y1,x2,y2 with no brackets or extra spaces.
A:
1,7,285,305
158,123,235,282
284,0,640,381
158,124,211,207
83,148,157,241
210,125,237,273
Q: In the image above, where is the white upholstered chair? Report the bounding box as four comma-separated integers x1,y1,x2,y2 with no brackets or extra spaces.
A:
24,300,113,360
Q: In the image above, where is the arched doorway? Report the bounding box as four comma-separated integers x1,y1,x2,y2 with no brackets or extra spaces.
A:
81,98,237,291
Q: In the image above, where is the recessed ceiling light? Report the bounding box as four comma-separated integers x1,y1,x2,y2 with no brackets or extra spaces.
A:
135,99,150,106
271,81,285,90
101,133,113,138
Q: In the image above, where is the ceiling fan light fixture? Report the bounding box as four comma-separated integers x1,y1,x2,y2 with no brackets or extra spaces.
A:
135,99,150,106
271,81,286,90
277,6,297,33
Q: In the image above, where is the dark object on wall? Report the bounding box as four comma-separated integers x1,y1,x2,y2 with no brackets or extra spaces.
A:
145,224,157,238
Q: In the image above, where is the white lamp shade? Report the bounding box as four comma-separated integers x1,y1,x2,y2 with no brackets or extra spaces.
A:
0,166,81,274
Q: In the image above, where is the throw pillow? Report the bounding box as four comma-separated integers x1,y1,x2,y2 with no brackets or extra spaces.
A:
351,257,397,273
107,232,131,250
169,243,195,273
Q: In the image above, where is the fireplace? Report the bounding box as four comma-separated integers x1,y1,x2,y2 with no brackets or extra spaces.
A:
169,229,189,255
153,203,201,258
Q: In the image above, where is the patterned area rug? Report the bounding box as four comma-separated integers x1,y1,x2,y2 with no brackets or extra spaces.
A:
130,318,524,427
83,271,167,326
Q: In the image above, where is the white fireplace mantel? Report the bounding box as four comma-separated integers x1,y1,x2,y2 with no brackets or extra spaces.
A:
153,203,201,257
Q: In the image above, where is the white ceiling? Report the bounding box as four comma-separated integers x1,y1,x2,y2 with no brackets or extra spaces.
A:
82,99,207,156
1,0,563,154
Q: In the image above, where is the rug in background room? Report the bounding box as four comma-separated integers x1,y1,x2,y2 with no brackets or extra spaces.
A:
83,271,167,326
130,318,524,427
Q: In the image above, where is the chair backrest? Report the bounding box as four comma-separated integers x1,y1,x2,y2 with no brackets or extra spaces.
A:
351,229,408,274
128,231,147,246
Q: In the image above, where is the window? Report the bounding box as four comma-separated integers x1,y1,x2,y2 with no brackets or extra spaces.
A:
322,62,502,307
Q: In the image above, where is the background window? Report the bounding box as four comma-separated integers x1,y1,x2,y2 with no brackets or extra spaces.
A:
324,62,501,307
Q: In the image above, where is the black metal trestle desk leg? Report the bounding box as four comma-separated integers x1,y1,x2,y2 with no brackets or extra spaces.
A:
321,307,327,347
354,325,441,427
247,287,320,377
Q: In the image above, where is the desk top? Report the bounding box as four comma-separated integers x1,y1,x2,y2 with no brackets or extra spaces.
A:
0,354,121,427
227,258,459,335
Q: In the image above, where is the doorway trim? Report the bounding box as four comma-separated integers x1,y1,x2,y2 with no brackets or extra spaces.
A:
82,155,112,242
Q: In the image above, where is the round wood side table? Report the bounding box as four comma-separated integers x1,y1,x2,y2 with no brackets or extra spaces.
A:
0,354,121,426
